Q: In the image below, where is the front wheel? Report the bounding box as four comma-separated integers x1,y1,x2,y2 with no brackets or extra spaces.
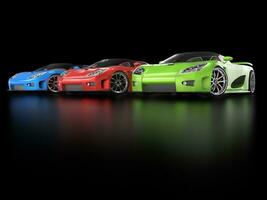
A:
47,75,60,93
210,67,228,96
249,70,255,94
110,72,129,94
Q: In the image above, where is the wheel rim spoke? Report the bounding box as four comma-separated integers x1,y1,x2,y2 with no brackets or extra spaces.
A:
217,76,224,80
250,72,255,92
48,75,59,92
110,73,128,93
211,68,226,95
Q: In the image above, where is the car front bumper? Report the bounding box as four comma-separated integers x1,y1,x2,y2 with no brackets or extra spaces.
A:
132,70,212,93
8,78,48,91
58,77,111,92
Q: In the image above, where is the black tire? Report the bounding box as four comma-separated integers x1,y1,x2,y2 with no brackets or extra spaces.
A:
249,70,255,94
110,72,129,94
210,67,228,96
47,74,60,93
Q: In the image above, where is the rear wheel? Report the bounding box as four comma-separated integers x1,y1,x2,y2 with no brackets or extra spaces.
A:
249,71,255,93
210,67,228,96
47,75,59,93
110,72,129,94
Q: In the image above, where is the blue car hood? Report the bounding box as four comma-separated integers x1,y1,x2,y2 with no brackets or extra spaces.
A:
10,70,48,81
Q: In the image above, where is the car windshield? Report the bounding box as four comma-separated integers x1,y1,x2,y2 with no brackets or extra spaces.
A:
35,63,75,72
84,59,133,68
161,52,221,64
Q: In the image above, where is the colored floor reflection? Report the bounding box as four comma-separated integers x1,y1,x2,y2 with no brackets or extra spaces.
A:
7,93,256,187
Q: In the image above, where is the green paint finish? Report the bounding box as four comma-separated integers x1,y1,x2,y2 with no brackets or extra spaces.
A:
132,54,254,95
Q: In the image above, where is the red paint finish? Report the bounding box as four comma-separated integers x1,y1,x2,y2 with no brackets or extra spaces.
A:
58,60,146,92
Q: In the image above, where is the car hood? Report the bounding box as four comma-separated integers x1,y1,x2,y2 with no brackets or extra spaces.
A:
10,70,48,80
62,68,107,78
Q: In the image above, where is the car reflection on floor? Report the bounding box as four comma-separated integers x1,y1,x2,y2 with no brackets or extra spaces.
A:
8,93,256,185
9,93,255,155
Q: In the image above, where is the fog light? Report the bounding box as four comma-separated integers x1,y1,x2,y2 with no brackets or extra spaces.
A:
182,80,194,86
27,83,34,87
87,82,96,86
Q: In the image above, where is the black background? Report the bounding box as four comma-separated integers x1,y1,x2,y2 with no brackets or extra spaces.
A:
1,2,266,195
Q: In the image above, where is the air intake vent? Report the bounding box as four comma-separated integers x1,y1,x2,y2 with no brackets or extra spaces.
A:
64,84,83,91
143,84,176,92
231,75,245,88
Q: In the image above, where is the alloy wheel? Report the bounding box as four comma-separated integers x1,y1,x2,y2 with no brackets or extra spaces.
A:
211,68,227,96
249,71,255,93
47,75,59,93
110,72,128,94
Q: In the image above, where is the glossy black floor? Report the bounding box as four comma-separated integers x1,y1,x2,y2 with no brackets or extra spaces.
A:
4,91,262,191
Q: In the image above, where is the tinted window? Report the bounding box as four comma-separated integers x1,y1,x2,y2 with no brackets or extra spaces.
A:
161,52,220,63
120,62,132,67
187,57,203,62
85,59,134,68
136,61,148,65
35,63,75,71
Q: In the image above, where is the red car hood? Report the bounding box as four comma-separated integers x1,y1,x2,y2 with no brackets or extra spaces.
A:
63,68,107,78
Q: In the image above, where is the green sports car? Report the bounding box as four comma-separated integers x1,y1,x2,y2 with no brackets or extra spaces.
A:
132,52,255,96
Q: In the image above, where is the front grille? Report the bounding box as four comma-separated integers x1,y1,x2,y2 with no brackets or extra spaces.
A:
143,84,176,92
12,85,24,90
64,84,83,91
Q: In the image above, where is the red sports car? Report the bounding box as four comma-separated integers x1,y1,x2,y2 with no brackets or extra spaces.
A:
58,59,147,94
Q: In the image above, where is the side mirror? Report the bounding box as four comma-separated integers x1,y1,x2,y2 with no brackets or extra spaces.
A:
73,66,80,69
224,56,233,61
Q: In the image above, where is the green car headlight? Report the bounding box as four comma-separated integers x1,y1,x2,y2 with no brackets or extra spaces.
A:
133,67,145,75
182,64,206,73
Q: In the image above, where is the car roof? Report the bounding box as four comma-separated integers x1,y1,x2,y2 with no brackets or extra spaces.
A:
174,52,219,56
46,63,75,67
101,58,136,63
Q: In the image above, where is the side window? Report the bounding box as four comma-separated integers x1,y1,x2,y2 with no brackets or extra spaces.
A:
120,62,132,67
210,56,219,61
187,57,203,62
57,65,71,70
71,66,80,69
138,61,148,65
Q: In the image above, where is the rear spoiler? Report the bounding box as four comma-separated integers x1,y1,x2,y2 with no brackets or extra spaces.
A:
233,62,253,66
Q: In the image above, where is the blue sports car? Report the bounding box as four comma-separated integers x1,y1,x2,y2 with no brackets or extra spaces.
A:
8,63,80,92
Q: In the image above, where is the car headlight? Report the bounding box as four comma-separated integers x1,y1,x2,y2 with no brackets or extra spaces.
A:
88,69,107,77
181,64,206,73
29,72,47,79
133,67,145,75
60,71,69,77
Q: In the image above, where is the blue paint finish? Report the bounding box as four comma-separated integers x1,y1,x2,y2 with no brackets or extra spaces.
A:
8,68,69,91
